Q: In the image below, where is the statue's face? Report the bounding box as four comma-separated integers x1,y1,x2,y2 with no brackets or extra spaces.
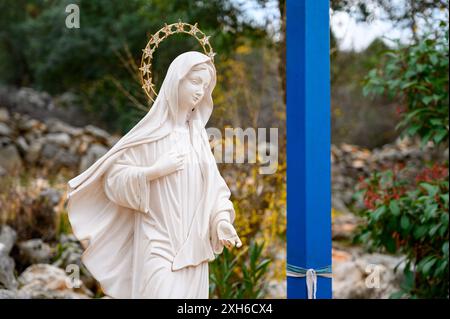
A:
178,65,211,109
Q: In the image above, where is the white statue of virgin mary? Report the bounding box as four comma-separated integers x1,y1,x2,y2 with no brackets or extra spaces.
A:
66,51,242,299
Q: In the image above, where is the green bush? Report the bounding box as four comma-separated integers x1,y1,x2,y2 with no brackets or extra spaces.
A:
209,241,271,299
363,20,449,148
354,163,449,298
355,18,449,299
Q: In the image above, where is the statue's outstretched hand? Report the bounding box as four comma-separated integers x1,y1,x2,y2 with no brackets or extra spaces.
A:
217,221,242,249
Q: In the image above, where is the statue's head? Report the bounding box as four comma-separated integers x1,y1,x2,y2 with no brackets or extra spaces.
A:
178,62,213,112
160,51,216,127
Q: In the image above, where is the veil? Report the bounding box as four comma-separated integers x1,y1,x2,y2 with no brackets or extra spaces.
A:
67,51,217,194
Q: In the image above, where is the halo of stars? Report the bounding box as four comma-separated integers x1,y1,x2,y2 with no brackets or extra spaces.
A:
140,20,216,102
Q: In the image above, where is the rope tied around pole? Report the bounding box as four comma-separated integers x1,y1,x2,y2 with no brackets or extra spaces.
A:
287,264,332,299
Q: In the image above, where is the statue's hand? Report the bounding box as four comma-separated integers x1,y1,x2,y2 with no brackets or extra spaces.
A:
217,221,242,249
151,149,185,178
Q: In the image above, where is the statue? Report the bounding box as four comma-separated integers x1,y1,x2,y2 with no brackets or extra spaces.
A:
66,50,242,299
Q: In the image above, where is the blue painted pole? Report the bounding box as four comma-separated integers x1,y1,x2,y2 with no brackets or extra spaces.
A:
286,0,332,299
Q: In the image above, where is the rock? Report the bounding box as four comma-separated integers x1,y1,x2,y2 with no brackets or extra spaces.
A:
0,123,12,136
40,188,62,207
0,86,90,127
17,239,54,266
332,248,353,262
107,135,121,147
23,131,42,144
53,92,78,109
55,150,79,168
332,194,351,215
53,234,97,291
40,143,59,160
0,288,31,299
77,135,94,154
332,247,405,299
267,279,286,299
14,88,52,111
25,137,44,164
0,143,22,173
41,143,79,169
341,143,358,153
53,235,83,270
17,118,46,132
46,118,83,136
0,226,18,291
45,133,71,147
79,143,108,173
18,264,92,299
15,136,29,155
1,136,12,146
68,138,81,155
352,159,365,168
0,225,17,256
0,108,10,122
84,125,110,142
0,289,15,298
0,254,18,290
332,212,359,240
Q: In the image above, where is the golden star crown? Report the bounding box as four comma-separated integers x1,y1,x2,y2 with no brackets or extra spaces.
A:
140,20,216,102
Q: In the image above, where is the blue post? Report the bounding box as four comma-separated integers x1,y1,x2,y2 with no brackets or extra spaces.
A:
286,0,332,299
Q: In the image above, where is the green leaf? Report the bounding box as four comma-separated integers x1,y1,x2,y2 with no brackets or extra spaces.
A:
433,129,448,145
368,69,377,78
439,224,447,237
413,226,427,239
406,124,421,136
443,242,449,256
429,118,443,126
429,223,441,237
389,290,406,299
420,183,439,196
422,96,434,105
389,200,401,216
430,54,439,65
401,268,414,291
435,259,449,277
441,213,449,226
385,236,397,253
372,205,386,221
440,194,449,207
422,258,437,276
401,81,417,89
400,215,410,230
400,108,431,128
425,204,438,219
420,130,434,148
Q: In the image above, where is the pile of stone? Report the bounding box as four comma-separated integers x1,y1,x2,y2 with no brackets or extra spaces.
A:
0,225,95,299
0,107,120,176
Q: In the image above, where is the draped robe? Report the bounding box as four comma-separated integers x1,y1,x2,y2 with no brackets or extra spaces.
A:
103,124,230,298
